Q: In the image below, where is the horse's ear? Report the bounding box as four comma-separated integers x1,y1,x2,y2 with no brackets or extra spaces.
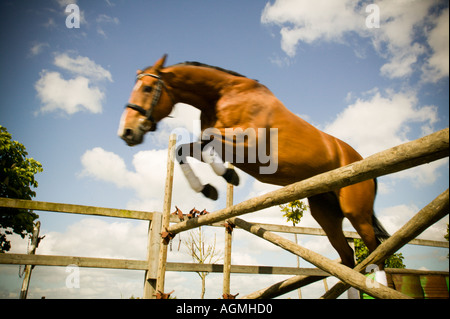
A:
153,54,168,71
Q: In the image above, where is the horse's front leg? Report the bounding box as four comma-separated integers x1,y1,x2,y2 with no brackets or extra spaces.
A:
176,141,218,200
176,141,239,201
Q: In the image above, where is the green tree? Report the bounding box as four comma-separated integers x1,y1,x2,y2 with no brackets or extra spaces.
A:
1,125,43,252
280,199,309,298
354,238,406,268
280,200,308,227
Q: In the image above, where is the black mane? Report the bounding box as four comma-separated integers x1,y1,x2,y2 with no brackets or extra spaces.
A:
172,61,247,78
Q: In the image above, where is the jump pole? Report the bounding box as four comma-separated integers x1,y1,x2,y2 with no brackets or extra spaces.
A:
230,217,411,299
167,128,449,236
321,188,449,299
244,188,449,299
155,134,177,297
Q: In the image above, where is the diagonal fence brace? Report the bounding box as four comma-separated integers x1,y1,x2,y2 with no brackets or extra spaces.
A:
229,217,412,299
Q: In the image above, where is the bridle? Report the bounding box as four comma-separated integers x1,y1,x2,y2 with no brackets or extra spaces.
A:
125,73,173,128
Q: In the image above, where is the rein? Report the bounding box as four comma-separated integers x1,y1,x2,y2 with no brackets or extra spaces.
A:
125,73,173,127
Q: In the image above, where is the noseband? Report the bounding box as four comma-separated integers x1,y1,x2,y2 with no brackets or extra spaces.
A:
125,73,171,127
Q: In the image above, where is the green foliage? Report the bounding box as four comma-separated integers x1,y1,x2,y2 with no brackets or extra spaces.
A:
445,224,448,259
280,200,308,226
354,238,406,268
1,125,43,252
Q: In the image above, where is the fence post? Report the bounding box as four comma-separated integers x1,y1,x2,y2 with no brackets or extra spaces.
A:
155,134,177,296
222,164,234,298
19,221,41,299
143,212,162,299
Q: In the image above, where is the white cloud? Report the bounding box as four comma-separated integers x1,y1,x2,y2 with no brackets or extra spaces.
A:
261,0,449,82
370,0,432,78
379,43,425,78
80,145,226,212
324,88,438,157
35,53,111,115
378,204,449,241
35,71,104,114
96,14,119,25
166,103,201,135
391,158,448,186
144,103,202,148
322,88,447,187
53,53,112,82
422,7,450,82
38,218,148,259
80,147,165,206
262,0,362,57
96,14,120,38
56,0,76,7
29,42,49,57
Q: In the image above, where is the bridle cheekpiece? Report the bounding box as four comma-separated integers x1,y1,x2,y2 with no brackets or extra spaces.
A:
125,73,172,128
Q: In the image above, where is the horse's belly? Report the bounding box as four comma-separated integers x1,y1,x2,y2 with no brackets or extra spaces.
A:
235,159,334,187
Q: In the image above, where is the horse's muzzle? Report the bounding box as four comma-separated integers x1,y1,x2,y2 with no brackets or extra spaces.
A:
120,128,144,146
120,122,157,146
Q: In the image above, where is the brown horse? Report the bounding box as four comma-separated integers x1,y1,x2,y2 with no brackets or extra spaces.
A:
118,55,389,272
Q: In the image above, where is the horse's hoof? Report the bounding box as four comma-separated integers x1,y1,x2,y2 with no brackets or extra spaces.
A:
201,184,218,200
223,168,239,186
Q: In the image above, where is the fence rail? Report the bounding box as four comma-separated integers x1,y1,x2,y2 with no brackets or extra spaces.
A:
2,253,446,277
0,253,328,276
1,198,447,248
0,198,155,221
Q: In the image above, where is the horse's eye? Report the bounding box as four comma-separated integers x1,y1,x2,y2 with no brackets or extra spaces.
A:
143,86,152,93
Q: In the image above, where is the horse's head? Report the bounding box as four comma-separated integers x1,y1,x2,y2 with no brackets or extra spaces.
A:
118,54,174,146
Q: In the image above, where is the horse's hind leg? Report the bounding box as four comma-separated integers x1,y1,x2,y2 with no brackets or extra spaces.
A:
338,181,389,287
308,193,356,268
337,181,380,261
310,192,362,299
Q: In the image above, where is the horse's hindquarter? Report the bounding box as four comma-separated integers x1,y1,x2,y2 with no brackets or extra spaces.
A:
262,108,344,185
214,79,363,186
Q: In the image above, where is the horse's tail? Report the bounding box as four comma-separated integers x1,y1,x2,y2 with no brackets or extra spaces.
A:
372,178,390,244
372,214,390,244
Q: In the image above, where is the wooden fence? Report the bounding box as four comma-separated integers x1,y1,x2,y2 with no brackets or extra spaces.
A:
0,128,448,299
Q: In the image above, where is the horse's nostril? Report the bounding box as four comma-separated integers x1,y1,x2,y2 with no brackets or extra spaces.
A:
124,128,133,138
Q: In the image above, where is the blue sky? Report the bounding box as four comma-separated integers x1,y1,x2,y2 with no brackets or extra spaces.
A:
1,0,448,299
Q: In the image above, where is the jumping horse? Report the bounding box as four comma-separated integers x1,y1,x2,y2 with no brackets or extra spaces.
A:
118,55,390,294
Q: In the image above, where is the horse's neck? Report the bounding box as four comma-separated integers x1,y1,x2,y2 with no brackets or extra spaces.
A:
163,66,229,113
